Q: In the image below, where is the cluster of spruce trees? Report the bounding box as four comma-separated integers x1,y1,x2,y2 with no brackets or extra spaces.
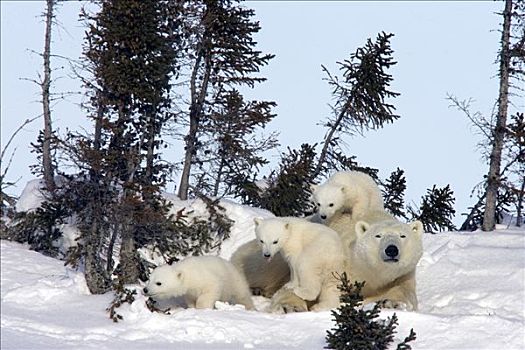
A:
1,0,460,296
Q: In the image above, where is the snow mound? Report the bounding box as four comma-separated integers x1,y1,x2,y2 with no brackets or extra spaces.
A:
2,227,525,349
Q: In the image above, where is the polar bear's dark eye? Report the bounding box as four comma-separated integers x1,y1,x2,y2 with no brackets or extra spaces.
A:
375,234,381,238
156,282,162,286
400,235,406,238
272,240,278,244
329,203,334,207
260,239,264,244
316,202,321,207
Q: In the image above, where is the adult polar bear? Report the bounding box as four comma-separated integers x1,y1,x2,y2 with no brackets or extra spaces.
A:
311,171,384,223
143,256,254,310
254,217,345,311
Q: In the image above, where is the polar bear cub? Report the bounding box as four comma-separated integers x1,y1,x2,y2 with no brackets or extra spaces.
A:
350,211,424,310
312,171,384,222
254,217,345,311
143,256,254,310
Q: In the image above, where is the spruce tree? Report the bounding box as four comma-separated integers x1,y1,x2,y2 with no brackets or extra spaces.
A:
239,144,317,217
176,0,276,200
506,113,525,226
382,168,408,220
70,0,179,292
193,89,278,198
314,32,400,178
410,185,456,233
325,273,416,350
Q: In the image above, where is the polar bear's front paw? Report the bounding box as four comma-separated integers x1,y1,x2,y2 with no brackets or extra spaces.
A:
293,287,318,301
377,299,410,310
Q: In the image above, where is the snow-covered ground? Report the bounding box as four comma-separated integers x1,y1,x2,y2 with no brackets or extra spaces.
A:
1,193,525,349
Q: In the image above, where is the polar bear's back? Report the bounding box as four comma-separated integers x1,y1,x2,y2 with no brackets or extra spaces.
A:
177,256,251,300
284,218,345,268
322,171,384,218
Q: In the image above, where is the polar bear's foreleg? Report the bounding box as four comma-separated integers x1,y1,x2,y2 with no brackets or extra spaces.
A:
293,263,322,301
184,295,196,308
234,291,255,310
311,284,340,311
195,292,220,309
363,273,418,311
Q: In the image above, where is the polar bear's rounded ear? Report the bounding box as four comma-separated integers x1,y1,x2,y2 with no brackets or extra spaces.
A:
176,271,183,280
355,221,370,238
409,220,424,237
340,186,346,193
310,184,318,192
284,223,290,230
254,217,263,226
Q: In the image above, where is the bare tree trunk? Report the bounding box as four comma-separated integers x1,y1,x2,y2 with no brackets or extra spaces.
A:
42,0,56,192
483,0,513,231
84,212,111,294
178,48,212,200
178,107,199,200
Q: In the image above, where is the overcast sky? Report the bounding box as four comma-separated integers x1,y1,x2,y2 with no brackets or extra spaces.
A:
1,1,510,225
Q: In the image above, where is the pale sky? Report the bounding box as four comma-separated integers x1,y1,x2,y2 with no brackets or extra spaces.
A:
1,1,510,225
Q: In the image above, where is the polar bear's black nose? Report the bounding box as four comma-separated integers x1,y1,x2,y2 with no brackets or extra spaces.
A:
143,287,148,294
385,245,399,258
320,214,327,220
263,253,271,258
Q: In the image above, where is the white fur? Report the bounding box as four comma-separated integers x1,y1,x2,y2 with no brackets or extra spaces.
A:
311,171,384,222
144,256,254,310
254,217,345,311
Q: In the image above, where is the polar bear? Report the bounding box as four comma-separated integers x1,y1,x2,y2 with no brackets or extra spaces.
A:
230,239,290,297
350,212,423,311
254,217,345,311
270,211,424,312
311,171,384,222
143,256,254,310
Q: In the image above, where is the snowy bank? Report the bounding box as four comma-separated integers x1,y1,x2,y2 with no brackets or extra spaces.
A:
2,227,524,349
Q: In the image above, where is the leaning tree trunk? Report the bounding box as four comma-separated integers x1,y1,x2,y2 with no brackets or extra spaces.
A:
483,0,513,231
42,0,56,192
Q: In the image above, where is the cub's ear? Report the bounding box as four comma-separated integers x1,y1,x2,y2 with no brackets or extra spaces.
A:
310,184,318,192
340,186,346,193
409,220,424,237
355,221,370,238
284,223,290,230
254,217,263,226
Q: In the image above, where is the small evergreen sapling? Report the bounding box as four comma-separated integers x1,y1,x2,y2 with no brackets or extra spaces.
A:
410,185,456,233
325,273,416,350
382,168,408,220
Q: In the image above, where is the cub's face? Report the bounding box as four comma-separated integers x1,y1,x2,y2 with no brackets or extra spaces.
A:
311,184,345,222
354,220,423,271
254,218,287,261
143,264,185,300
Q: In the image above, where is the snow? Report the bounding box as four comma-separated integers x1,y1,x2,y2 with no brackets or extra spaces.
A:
2,187,525,349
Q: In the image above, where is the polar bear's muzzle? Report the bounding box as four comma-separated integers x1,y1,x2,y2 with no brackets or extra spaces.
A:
380,238,401,263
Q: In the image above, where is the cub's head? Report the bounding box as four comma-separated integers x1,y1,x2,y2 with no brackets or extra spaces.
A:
143,263,186,300
254,217,288,261
354,219,423,271
311,183,346,222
